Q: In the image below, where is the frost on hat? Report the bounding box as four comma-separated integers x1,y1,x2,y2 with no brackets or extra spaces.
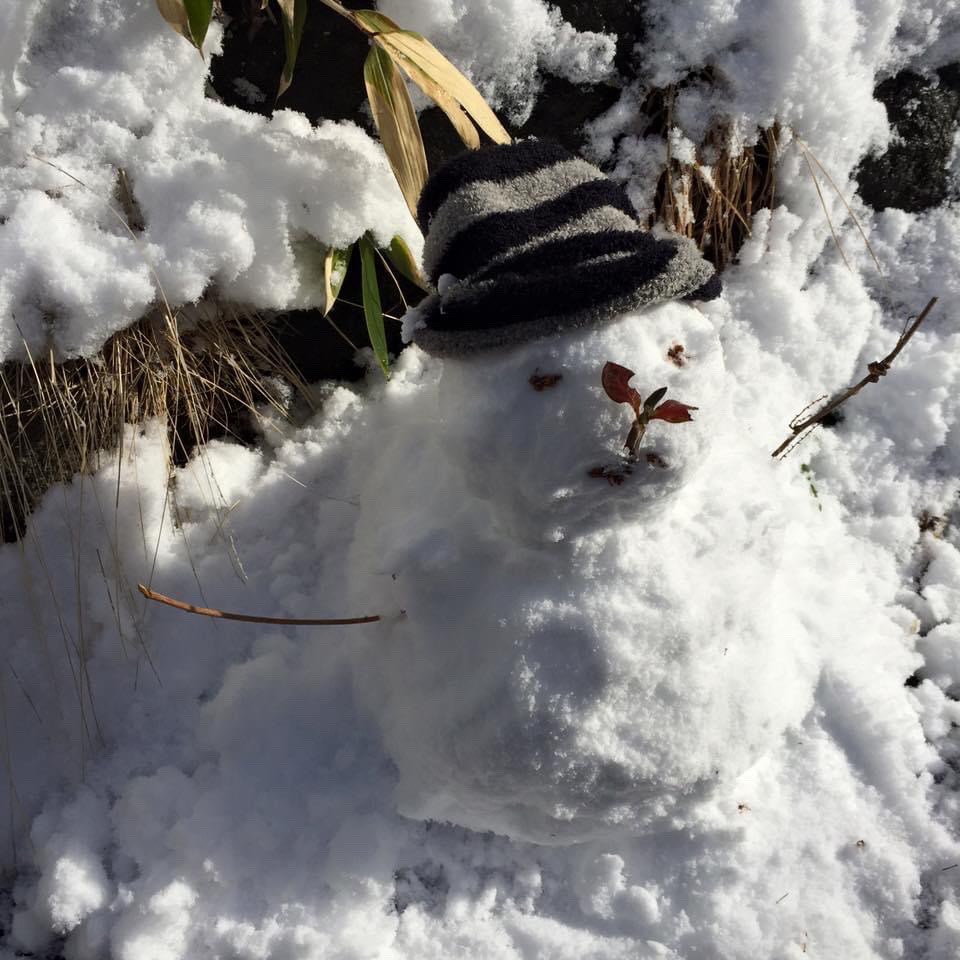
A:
405,139,722,357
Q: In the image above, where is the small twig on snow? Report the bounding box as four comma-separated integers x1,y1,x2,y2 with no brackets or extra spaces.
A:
137,583,381,626
771,297,938,458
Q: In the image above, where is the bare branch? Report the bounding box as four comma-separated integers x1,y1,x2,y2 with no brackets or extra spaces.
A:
138,583,381,626
772,297,938,458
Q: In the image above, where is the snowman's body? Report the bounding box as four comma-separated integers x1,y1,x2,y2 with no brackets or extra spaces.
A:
345,303,821,844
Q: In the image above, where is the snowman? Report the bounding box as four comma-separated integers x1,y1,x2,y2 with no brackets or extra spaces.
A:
345,141,820,844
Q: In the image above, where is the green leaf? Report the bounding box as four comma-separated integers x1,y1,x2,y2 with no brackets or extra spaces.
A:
183,0,213,48
359,234,390,377
643,387,668,412
277,0,308,98
323,245,353,316
384,235,427,290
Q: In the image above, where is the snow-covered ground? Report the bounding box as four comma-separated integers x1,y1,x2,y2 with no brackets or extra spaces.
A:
2,0,960,957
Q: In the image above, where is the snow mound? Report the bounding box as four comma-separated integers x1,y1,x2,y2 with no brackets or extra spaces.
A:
344,303,913,843
0,0,419,360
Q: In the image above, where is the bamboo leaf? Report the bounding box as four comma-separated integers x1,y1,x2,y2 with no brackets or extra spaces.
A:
352,9,402,34
155,0,193,44
183,0,213,48
375,30,511,145
364,44,428,219
355,9,497,148
385,235,428,291
277,0,307,98
323,245,353,316
359,234,390,377
391,54,480,149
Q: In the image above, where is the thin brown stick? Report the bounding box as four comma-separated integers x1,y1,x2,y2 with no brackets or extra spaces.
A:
771,297,938,458
137,584,381,626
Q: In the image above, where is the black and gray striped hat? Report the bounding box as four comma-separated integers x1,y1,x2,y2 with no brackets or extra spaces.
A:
404,139,721,357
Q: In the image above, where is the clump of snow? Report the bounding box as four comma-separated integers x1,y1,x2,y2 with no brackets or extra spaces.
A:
891,0,960,68
378,0,616,124
0,0,419,360
11,788,112,948
636,0,937,166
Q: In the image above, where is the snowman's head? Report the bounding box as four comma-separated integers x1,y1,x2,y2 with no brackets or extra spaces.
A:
406,139,724,542
435,301,727,543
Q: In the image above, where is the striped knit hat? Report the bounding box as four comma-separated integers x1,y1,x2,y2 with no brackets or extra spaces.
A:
404,139,722,357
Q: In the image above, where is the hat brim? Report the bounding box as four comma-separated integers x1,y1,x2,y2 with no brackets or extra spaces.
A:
410,236,719,358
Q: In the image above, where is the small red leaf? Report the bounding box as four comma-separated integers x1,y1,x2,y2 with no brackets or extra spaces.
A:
651,399,698,423
601,362,642,410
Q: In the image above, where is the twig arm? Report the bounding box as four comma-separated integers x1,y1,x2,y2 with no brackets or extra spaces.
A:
771,297,938,458
137,584,380,626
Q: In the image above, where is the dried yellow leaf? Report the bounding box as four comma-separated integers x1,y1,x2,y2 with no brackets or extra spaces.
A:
352,10,402,34
388,50,480,149
364,45,428,220
154,0,192,44
385,235,428,290
376,31,511,145
323,245,352,316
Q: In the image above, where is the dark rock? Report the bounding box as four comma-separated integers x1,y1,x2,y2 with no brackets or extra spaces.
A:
554,0,647,77
856,64,960,213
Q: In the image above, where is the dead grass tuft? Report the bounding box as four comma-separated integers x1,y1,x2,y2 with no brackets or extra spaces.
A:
644,85,780,271
0,298,314,542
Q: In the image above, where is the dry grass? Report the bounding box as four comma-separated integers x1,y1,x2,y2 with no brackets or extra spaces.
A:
0,296,320,830
0,298,314,543
644,85,780,271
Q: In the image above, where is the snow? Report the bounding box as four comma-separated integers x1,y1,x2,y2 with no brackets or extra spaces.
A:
377,0,616,124
1,0,960,958
0,0,419,361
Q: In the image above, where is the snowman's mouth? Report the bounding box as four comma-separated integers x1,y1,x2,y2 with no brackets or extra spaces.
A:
587,449,671,485
587,462,633,487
